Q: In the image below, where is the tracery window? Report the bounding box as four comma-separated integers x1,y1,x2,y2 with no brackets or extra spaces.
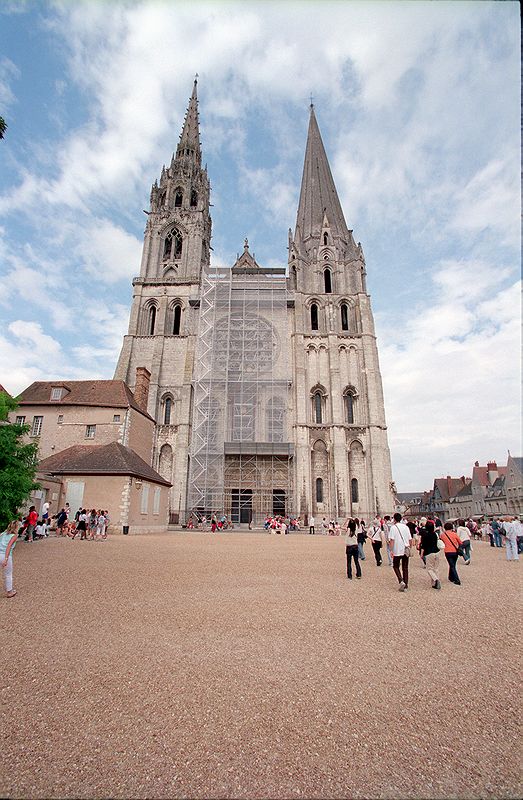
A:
163,228,183,260
190,190,198,207
174,190,183,208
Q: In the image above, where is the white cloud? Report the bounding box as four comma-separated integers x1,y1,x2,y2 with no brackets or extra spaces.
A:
72,218,143,284
0,57,19,107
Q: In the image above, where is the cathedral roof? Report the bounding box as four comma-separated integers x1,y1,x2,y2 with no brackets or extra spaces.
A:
295,105,350,243
176,78,201,165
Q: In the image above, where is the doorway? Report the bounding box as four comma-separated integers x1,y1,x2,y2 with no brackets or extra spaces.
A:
231,489,252,523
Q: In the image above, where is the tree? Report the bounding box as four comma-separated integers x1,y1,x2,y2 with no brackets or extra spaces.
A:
0,392,39,529
0,117,6,140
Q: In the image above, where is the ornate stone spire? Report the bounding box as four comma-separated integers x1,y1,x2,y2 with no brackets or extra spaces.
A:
176,78,201,166
295,105,350,244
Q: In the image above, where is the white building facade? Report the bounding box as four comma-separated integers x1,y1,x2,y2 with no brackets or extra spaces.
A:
115,82,395,524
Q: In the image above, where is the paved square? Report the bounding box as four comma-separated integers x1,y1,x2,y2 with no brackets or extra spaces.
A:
2,533,520,798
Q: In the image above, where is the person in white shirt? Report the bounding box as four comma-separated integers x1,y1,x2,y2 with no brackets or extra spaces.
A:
369,516,383,566
388,512,413,591
503,518,520,561
41,501,50,521
309,515,315,535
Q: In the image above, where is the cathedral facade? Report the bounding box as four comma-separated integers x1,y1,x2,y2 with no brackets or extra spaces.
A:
114,81,394,524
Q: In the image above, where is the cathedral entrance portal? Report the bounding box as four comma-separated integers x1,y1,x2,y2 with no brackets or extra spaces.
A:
231,489,253,524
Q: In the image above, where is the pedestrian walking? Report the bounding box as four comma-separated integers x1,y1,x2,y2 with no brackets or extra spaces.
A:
369,516,383,566
388,513,412,591
503,518,520,561
345,518,361,580
491,518,503,548
1,521,19,598
419,520,441,589
441,522,463,585
357,520,367,560
383,515,393,566
309,515,315,535
41,501,50,522
456,519,471,563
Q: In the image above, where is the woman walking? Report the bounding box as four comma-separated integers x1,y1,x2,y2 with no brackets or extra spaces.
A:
441,522,463,585
1,521,19,598
369,516,383,566
345,518,361,580
357,519,367,560
456,519,471,563
419,520,441,590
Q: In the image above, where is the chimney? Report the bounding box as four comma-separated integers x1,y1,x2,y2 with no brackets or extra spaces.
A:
487,461,497,470
134,367,151,412
474,461,479,467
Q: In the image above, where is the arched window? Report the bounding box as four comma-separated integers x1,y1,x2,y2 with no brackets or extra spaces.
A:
148,306,156,335
351,478,359,503
174,190,183,208
341,303,349,331
323,232,328,246
163,397,172,425
173,305,181,335
158,190,166,208
345,393,354,424
311,303,319,331
316,477,324,503
163,228,183,260
190,190,198,207
324,269,332,294
314,392,323,424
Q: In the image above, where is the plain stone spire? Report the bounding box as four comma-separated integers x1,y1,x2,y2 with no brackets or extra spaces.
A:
176,79,201,166
295,105,350,243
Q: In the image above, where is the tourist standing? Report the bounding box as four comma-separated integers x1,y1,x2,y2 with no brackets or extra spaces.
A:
345,518,361,580
357,520,367,560
56,508,67,536
491,518,503,548
24,506,38,542
419,520,441,590
383,515,393,566
456,519,471,563
41,501,49,522
503,518,519,561
441,522,463,585
369,516,383,566
1,521,19,598
388,513,412,592
309,515,315,535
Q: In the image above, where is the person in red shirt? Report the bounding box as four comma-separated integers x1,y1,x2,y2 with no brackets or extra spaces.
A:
441,521,463,585
24,506,38,542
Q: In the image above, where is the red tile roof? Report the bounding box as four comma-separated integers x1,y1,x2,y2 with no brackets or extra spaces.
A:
18,380,153,420
38,442,170,486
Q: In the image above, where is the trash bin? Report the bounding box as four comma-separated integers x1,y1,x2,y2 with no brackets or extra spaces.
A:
123,525,129,535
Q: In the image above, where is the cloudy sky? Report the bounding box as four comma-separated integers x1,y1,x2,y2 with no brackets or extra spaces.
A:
0,0,520,490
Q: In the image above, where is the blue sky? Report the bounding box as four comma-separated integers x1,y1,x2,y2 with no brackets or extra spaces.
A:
0,0,520,490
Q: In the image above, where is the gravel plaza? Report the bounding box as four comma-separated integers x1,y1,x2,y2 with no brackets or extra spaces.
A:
2,532,521,800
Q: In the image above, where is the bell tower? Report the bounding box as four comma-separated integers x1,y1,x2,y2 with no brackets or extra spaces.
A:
114,79,211,520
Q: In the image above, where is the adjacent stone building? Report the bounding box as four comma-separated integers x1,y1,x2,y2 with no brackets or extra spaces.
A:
114,81,395,524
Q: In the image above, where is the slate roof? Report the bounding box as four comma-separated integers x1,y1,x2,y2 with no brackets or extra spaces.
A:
455,482,473,498
38,442,171,486
18,380,152,419
434,476,469,501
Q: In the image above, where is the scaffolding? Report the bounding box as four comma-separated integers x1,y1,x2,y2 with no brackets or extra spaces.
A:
187,265,293,525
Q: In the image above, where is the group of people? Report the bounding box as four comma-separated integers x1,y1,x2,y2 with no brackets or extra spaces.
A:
344,512,522,590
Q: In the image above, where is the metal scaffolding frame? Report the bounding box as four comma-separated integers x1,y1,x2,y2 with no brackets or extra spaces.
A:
187,266,293,525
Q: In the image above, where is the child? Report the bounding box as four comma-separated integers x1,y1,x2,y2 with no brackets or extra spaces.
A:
35,519,46,539
1,521,19,598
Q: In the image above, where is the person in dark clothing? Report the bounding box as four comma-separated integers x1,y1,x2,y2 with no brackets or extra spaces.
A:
345,518,361,579
441,522,462,585
419,520,441,589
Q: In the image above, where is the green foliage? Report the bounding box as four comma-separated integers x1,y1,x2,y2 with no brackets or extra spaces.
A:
0,392,39,529
0,117,6,140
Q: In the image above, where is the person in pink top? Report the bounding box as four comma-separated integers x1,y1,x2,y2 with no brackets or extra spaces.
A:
441,522,463,585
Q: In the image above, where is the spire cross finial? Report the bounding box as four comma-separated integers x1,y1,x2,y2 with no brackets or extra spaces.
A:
244,238,249,250
194,73,199,82
310,92,314,108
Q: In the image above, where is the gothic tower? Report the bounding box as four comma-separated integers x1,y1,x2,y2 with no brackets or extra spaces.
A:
114,80,211,518
288,105,394,520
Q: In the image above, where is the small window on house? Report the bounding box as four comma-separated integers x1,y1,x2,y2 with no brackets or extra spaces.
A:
51,387,63,400
345,393,354,424
190,190,198,207
57,415,63,425
351,478,359,503
85,424,96,439
15,416,26,426
316,477,324,503
314,392,323,424
311,304,319,331
148,306,156,335
153,487,161,515
173,305,181,335
174,190,183,207
141,483,150,514
113,414,121,423
341,304,349,331
31,416,43,437
323,232,328,246
164,397,172,425
324,269,332,293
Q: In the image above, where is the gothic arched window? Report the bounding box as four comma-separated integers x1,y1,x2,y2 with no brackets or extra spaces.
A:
148,306,156,335
351,478,359,503
316,477,324,503
172,305,181,336
190,190,198,207
341,303,349,331
163,397,172,425
163,229,183,260
174,190,183,208
311,303,319,331
314,391,323,424
345,392,354,424
323,232,328,246
324,269,332,294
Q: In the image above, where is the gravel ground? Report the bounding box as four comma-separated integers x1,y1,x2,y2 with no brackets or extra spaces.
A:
1,532,521,799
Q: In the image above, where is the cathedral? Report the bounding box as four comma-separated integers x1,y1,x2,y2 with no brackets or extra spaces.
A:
114,81,394,525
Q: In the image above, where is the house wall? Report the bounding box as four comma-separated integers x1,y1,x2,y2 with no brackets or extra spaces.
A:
126,407,155,464
127,477,170,533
